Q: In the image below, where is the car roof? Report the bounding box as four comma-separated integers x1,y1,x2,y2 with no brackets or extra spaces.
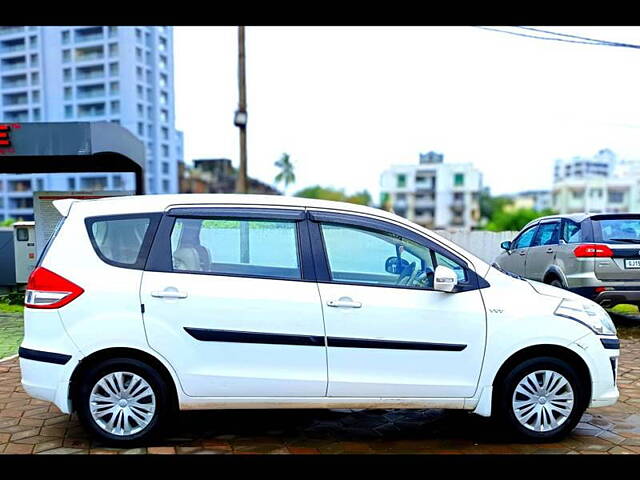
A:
58,193,491,273
518,212,627,232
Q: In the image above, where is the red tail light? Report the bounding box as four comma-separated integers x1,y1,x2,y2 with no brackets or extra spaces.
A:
573,244,614,258
25,267,84,309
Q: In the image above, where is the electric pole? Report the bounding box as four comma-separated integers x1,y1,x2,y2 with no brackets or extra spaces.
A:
234,25,248,194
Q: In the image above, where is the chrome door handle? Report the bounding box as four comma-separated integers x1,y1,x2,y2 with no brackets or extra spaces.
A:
546,247,554,253
327,298,362,308
151,290,188,299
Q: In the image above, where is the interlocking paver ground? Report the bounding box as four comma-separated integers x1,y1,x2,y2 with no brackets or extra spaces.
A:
0,332,639,454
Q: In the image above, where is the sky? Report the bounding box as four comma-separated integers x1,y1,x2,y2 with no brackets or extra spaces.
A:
173,26,640,201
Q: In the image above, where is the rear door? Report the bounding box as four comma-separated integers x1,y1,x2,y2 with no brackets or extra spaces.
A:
140,207,327,397
498,223,539,276
591,215,640,282
524,220,561,281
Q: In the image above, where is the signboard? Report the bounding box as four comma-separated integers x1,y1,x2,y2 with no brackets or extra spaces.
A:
33,191,133,258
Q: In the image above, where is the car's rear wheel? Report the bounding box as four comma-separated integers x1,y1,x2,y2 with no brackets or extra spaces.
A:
495,356,587,441
75,358,172,446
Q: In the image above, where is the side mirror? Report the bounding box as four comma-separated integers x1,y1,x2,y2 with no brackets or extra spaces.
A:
500,240,512,251
434,265,458,293
385,256,409,274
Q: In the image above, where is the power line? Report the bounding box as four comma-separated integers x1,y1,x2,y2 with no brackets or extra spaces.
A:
476,26,640,50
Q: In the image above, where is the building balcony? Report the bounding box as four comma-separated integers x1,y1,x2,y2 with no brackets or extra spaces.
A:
0,27,25,36
76,90,106,100
0,44,26,55
1,61,27,71
1,79,28,89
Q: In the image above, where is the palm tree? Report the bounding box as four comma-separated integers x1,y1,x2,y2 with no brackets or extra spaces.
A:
274,153,295,195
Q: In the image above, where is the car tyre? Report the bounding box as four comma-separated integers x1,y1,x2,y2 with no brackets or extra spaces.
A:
494,356,587,442
75,357,172,447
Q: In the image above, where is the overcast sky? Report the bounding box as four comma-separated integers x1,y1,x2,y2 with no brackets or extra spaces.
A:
173,26,640,201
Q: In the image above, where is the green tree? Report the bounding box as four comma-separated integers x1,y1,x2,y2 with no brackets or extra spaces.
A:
294,185,372,206
274,153,295,194
479,189,513,221
486,208,557,232
0,218,16,227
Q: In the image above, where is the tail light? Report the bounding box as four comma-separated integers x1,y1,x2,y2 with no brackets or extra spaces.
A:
25,267,84,309
573,244,614,258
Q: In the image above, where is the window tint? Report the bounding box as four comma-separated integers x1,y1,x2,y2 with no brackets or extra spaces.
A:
562,220,582,243
320,223,466,289
170,218,301,279
88,216,153,267
593,217,640,244
513,225,538,249
532,221,560,247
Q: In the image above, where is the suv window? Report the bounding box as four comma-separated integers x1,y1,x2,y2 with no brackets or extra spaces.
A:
170,217,301,280
86,214,160,269
531,221,560,247
513,225,538,249
319,223,467,289
562,219,582,243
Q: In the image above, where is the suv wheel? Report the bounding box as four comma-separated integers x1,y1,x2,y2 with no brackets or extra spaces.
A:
76,358,172,446
495,357,586,441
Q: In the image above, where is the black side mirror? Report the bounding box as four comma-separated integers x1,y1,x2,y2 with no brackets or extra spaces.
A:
385,256,409,274
500,240,512,251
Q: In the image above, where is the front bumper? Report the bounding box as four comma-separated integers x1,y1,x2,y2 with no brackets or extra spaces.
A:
569,333,619,408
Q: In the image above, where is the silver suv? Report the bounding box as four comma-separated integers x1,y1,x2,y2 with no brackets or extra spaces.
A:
495,213,640,308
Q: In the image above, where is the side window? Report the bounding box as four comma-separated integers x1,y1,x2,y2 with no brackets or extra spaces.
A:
562,219,582,243
170,217,301,280
531,221,560,247
86,214,159,269
513,225,538,249
320,223,466,289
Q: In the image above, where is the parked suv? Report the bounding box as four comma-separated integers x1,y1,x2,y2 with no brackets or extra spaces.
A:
495,213,640,308
20,195,619,445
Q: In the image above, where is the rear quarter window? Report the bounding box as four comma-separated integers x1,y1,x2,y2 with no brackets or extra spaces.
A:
85,213,161,269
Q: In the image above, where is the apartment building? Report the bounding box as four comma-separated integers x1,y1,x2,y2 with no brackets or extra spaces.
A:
552,149,640,214
0,26,183,221
380,151,482,230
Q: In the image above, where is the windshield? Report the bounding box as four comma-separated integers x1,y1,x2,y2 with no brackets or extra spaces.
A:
593,217,640,244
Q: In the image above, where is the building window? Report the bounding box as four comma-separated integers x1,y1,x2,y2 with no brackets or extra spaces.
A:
162,162,169,174
160,109,168,122
159,73,167,88
397,174,406,188
110,100,120,114
160,91,168,105
31,72,39,85
137,103,144,117
31,90,40,103
108,26,118,38
110,119,120,125
109,62,119,76
147,106,153,120
135,28,142,42
29,36,38,48
62,49,71,63
68,178,76,190
137,122,144,136
147,124,153,137
64,86,72,100
608,191,625,203
63,68,72,82
161,144,169,157
454,173,465,187
77,102,106,117
29,53,38,66
137,85,143,99
61,30,70,45
108,43,118,57
136,47,142,62
32,108,40,121
159,55,167,70
136,66,143,80
109,81,119,94
64,105,73,118
162,179,170,193
161,127,169,140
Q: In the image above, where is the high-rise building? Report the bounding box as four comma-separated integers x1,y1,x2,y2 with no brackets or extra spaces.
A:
0,26,183,221
380,151,483,230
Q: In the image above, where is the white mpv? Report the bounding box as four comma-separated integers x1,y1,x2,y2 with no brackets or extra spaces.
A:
20,194,620,445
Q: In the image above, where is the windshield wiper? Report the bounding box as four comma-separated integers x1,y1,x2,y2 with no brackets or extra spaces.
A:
608,238,640,244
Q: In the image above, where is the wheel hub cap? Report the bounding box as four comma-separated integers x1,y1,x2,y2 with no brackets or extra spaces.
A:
89,371,156,437
512,369,574,432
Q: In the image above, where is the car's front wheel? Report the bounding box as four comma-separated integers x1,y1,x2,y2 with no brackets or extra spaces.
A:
75,358,172,446
495,356,587,441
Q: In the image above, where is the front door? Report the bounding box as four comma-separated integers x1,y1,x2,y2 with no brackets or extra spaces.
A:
499,223,539,276
140,208,327,397
308,212,487,398
525,220,561,281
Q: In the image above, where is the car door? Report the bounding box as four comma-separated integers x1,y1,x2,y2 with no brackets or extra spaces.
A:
524,220,561,281
498,223,539,276
140,207,327,397
307,210,487,398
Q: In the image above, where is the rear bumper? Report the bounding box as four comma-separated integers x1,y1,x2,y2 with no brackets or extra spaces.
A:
569,286,640,307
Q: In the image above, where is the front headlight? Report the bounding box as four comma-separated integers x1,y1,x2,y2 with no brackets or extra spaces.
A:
554,298,616,335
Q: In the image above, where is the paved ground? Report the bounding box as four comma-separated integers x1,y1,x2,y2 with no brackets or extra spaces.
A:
0,312,22,360
1,337,639,454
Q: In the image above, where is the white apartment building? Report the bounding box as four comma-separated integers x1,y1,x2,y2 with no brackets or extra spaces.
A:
380,151,482,230
552,149,640,214
509,190,553,212
0,26,183,221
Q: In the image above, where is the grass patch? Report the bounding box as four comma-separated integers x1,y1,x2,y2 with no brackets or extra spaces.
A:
0,303,23,314
0,310,23,359
610,304,639,315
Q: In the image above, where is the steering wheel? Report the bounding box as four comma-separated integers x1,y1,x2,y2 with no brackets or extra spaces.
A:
395,261,416,285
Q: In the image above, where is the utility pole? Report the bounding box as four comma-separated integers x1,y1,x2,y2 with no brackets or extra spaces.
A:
234,25,248,194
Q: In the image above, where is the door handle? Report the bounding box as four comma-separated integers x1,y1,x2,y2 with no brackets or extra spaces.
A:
151,290,188,299
546,247,554,253
519,250,527,256
327,298,362,308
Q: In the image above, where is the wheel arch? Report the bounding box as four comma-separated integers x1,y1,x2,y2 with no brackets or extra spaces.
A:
490,344,592,410
68,347,180,413
542,266,567,287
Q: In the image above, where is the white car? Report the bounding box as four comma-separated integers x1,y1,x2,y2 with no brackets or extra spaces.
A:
19,194,619,445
